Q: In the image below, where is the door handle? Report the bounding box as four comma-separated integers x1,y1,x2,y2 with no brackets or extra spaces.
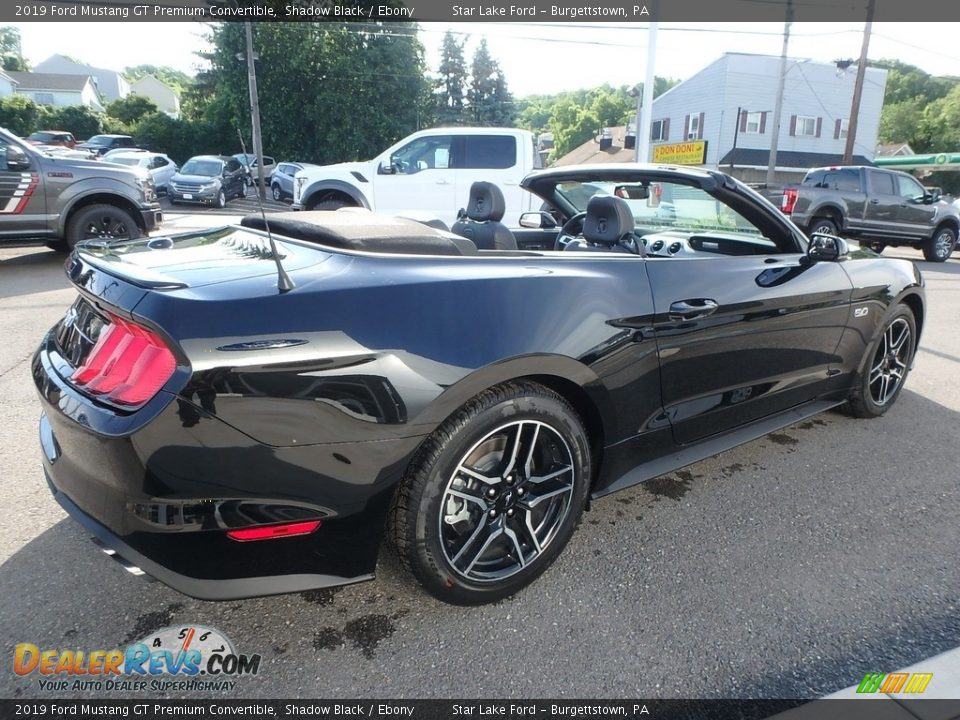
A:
669,299,719,321
435,179,450,185
869,199,880,204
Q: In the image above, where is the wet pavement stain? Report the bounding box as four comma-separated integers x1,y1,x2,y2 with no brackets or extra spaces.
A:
272,644,288,655
343,614,397,659
644,472,694,501
768,433,799,446
312,627,344,651
723,463,745,475
122,602,184,644
300,587,341,606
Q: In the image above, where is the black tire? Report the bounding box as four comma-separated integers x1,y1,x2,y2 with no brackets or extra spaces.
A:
864,241,886,254
847,305,917,418
390,381,591,605
922,226,956,262
808,217,838,238
215,189,226,209
65,204,143,250
239,182,247,199
271,184,282,202
309,198,350,212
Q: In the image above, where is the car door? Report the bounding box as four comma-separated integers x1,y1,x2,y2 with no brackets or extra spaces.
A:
893,173,937,239
224,158,243,197
0,137,46,239
373,133,457,225
644,182,853,445
862,169,904,238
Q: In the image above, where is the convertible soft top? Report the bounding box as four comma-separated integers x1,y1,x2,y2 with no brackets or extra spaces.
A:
241,210,478,256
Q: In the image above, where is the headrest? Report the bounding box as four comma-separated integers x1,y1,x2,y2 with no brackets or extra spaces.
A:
466,181,506,222
582,195,635,246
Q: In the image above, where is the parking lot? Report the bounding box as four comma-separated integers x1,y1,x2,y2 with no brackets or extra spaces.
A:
1,218,958,699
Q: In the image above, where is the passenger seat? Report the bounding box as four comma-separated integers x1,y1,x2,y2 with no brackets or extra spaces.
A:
452,182,518,251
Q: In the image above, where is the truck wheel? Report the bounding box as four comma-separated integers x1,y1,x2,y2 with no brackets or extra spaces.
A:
66,204,143,250
308,198,350,212
864,241,886,254
922,226,956,262
808,218,838,237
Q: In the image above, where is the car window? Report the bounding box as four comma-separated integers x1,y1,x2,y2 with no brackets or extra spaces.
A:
151,156,169,169
263,157,274,165
109,157,141,167
896,174,924,200
390,135,453,174
226,159,242,173
462,135,516,169
868,170,896,195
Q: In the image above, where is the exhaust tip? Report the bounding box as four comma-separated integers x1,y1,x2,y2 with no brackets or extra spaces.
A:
91,537,146,576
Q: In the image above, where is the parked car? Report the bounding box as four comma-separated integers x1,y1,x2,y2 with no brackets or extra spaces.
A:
233,153,276,186
778,165,960,262
26,130,76,148
0,126,161,250
34,163,924,605
168,155,247,207
75,134,138,157
292,127,540,227
33,144,96,160
269,162,305,201
101,147,148,162
104,152,178,193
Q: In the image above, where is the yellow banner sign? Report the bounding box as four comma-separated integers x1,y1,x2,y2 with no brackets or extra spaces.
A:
652,140,707,165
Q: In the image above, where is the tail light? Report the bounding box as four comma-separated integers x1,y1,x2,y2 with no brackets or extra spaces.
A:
70,314,176,407
226,520,322,542
781,188,799,214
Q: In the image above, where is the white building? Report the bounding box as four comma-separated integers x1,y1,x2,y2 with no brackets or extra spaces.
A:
6,71,104,111
34,54,129,102
130,75,180,118
0,70,16,97
643,52,888,183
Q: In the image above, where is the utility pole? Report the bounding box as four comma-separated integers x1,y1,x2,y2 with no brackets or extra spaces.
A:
637,20,658,163
244,21,266,200
766,0,793,186
843,0,875,165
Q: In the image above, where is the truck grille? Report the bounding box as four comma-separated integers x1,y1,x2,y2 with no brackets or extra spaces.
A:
171,181,206,192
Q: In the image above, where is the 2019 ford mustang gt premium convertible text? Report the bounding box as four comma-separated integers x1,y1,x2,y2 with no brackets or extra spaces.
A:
33,165,924,605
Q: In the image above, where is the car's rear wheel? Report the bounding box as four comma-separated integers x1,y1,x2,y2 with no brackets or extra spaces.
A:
922,226,956,262
272,184,282,202
391,381,591,605
847,305,916,418
808,217,838,237
65,204,143,250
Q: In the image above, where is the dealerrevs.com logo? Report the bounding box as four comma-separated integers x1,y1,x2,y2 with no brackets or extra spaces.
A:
13,625,261,692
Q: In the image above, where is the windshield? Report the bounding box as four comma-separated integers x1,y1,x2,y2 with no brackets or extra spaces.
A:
234,154,254,166
180,159,223,177
84,136,114,146
29,132,56,142
555,179,763,236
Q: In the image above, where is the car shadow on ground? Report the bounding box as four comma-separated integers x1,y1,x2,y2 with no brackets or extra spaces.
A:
2,389,959,699
0,247,70,300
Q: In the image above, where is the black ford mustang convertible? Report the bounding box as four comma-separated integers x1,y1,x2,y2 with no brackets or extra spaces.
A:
34,165,924,605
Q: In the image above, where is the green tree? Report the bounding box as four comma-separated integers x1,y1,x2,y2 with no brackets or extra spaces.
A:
0,95,47,136
106,95,159,125
44,106,103,140
0,26,27,71
468,39,500,125
435,31,467,125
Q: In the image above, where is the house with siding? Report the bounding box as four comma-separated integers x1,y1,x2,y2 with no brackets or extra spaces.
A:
6,71,104,111
34,54,129,102
130,75,180,118
555,53,887,182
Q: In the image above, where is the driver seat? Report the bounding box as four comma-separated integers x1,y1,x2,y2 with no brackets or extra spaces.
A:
452,182,518,251
564,195,642,255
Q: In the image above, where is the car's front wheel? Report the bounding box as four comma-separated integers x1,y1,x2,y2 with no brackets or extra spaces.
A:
391,381,591,605
922,226,956,262
272,184,282,202
215,189,226,209
847,305,917,418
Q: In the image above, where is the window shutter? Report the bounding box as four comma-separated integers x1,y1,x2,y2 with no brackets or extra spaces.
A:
663,118,670,141
834,119,841,139
739,110,747,133
698,112,705,140
815,117,822,138
789,115,797,136
683,114,690,139
759,112,767,134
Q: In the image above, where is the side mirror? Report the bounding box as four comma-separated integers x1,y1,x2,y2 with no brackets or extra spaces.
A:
378,160,395,175
519,211,558,229
6,146,30,171
807,233,848,262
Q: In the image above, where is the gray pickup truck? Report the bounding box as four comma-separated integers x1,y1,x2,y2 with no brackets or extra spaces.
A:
779,165,959,262
0,127,162,251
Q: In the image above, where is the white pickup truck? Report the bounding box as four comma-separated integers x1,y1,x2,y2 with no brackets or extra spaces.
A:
291,127,541,228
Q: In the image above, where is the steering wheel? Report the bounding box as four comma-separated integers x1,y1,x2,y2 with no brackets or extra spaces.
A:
555,211,588,251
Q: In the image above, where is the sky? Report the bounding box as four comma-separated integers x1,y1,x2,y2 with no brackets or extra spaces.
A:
11,21,960,98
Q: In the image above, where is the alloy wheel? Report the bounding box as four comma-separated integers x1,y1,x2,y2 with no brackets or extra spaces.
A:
438,420,575,583
934,230,955,260
868,317,911,406
81,214,132,240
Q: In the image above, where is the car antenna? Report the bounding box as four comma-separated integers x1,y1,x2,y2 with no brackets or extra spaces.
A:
237,129,294,293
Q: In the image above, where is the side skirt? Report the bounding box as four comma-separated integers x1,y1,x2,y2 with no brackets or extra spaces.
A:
592,399,844,499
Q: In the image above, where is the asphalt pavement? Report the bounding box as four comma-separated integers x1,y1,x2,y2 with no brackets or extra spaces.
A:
0,222,958,700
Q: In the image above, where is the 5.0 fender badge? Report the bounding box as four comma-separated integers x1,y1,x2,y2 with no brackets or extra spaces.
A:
216,339,308,352
854,307,869,318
